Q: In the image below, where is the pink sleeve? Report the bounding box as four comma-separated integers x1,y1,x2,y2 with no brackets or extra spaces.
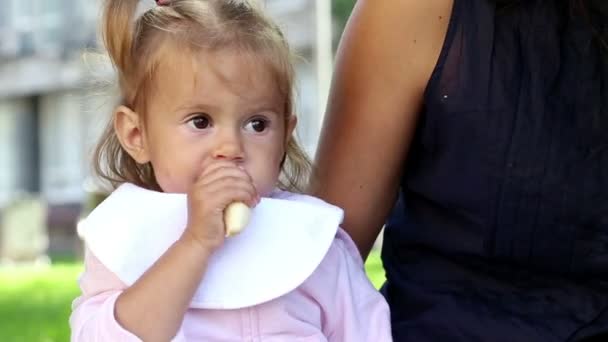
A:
69,248,142,342
317,229,393,342
69,249,187,342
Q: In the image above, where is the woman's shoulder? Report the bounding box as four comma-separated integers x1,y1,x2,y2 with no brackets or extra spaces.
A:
343,0,455,74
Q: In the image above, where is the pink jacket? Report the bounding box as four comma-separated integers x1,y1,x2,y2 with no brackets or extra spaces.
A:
70,189,391,341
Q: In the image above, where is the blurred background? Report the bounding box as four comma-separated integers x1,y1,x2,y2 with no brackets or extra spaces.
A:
0,1,386,341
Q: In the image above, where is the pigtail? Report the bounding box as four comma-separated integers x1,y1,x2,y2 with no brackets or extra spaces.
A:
102,0,140,93
94,0,161,191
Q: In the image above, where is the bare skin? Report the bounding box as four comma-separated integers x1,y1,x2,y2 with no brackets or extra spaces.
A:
310,0,454,259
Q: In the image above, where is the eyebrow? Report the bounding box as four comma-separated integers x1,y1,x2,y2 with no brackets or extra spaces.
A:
242,97,285,114
175,103,221,113
245,104,283,115
176,101,283,115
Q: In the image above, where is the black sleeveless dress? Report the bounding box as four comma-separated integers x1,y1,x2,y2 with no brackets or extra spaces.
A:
381,1,608,340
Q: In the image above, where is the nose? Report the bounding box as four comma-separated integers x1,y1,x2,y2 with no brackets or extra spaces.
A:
213,129,244,162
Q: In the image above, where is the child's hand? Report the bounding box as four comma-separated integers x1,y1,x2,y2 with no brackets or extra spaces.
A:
181,160,259,253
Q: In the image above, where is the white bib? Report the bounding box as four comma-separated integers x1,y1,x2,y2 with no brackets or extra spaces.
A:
79,183,343,309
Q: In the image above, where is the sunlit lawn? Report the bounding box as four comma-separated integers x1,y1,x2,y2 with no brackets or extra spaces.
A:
364,250,386,289
0,252,384,342
0,262,82,342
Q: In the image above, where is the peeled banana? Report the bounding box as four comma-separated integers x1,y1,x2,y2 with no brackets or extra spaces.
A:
224,202,251,237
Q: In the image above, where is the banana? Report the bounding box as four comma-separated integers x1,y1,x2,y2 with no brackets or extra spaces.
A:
224,202,251,237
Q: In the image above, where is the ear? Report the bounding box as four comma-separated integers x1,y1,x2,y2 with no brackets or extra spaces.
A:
284,115,297,146
113,105,150,164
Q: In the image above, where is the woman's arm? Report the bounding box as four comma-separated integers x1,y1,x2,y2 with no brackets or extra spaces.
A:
311,0,454,259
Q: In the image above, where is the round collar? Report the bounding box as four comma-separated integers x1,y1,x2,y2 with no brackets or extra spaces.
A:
80,183,343,309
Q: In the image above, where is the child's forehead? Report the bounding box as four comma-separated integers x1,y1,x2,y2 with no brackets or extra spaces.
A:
150,47,285,108
156,47,278,86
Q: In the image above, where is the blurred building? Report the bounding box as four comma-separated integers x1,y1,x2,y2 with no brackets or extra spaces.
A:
0,0,332,255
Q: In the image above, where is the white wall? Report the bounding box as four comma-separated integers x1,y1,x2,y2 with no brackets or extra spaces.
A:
293,61,320,157
0,98,35,207
39,91,87,203
266,0,333,159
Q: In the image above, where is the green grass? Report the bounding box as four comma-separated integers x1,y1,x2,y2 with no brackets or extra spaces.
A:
365,250,386,289
0,262,83,342
0,253,384,342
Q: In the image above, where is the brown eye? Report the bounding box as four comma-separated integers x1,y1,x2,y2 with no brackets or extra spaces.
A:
245,118,268,133
188,115,211,130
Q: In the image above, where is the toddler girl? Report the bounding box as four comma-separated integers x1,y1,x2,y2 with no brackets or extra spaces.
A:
69,0,391,341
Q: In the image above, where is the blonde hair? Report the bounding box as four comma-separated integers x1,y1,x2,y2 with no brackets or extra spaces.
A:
94,0,311,192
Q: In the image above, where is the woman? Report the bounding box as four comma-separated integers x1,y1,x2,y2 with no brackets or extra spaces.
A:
311,0,608,340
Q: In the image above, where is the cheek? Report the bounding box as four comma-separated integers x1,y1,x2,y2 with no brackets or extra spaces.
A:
263,135,286,167
146,138,208,193
150,164,189,193
244,137,284,193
